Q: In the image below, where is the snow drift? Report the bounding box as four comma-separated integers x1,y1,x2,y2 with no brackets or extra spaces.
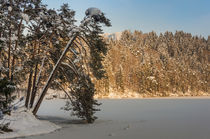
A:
0,109,60,138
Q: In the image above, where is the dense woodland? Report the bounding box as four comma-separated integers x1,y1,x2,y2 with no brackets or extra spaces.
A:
95,30,209,97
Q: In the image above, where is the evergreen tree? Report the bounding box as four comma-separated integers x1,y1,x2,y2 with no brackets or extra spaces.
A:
33,7,111,123
1,0,111,124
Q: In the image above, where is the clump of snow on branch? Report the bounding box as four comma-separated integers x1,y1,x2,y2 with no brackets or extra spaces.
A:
8,6,12,12
85,7,102,18
21,13,30,23
67,8,103,37
11,35,18,41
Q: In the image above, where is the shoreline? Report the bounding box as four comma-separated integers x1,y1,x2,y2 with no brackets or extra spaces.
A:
95,95,210,100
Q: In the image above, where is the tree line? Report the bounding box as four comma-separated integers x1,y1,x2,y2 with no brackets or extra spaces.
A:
95,30,209,97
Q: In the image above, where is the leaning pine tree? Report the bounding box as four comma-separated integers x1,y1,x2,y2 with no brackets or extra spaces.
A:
0,0,111,124
30,6,111,123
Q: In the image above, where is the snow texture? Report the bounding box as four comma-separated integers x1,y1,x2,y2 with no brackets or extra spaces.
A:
8,6,12,12
6,84,16,89
85,8,101,17
0,37,6,42
21,13,30,23
0,109,60,138
15,99,210,139
11,35,18,41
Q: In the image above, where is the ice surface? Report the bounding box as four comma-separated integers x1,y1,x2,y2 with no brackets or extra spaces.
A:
18,98,210,139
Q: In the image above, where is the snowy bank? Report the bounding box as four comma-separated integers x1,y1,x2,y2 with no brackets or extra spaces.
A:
0,110,60,139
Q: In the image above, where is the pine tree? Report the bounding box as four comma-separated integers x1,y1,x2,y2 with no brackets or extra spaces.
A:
0,0,25,115
1,0,111,124
32,7,111,123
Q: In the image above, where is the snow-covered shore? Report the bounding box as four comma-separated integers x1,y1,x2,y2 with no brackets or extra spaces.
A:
0,110,60,139
94,89,210,99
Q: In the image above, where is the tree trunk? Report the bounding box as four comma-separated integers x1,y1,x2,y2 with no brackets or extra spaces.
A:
11,19,23,81
7,0,13,80
7,29,11,79
29,63,38,108
30,55,46,108
29,42,41,108
25,41,36,108
25,70,33,108
33,35,77,115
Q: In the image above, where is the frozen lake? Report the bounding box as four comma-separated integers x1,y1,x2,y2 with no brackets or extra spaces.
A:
18,98,210,139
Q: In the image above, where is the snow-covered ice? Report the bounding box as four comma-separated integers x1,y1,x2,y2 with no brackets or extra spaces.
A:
14,98,210,139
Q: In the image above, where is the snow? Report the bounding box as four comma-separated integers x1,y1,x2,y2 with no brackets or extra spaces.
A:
73,57,80,63
15,98,210,139
14,66,23,73
0,109,60,138
0,37,6,42
35,17,41,21
56,18,62,24
39,12,45,18
85,8,101,17
147,76,155,80
21,13,30,23
95,91,143,99
0,67,9,72
57,26,63,30
1,98,210,139
80,17,92,26
6,84,16,89
146,76,158,84
11,35,18,41
8,6,12,12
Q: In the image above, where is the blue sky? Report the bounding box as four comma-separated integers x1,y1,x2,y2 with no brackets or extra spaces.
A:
42,0,210,37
